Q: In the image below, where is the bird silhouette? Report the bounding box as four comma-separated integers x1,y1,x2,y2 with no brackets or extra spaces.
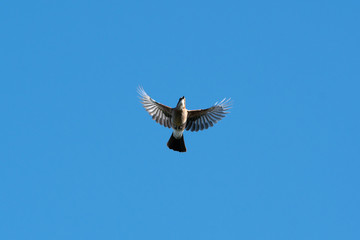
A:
138,86,232,152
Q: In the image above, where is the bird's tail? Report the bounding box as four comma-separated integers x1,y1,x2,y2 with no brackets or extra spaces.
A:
167,134,186,152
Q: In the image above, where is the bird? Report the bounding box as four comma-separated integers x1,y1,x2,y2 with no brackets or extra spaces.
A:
137,86,231,152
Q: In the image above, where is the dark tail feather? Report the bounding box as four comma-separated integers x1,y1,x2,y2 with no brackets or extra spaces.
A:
167,134,187,152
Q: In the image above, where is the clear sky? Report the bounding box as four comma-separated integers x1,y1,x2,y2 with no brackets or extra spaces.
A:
1,1,359,239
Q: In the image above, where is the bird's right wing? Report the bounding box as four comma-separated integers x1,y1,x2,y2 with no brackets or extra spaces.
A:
186,98,231,132
138,86,172,128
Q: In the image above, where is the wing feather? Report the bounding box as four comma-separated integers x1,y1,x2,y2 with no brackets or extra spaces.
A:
185,98,232,132
138,86,172,128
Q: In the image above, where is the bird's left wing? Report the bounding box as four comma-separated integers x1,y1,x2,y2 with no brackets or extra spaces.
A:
138,86,172,128
186,98,231,132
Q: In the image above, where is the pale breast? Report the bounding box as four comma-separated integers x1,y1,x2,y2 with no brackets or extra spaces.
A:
172,109,188,129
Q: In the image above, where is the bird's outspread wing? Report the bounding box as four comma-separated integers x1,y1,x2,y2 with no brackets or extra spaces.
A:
186,98,232,132
138,86,172,128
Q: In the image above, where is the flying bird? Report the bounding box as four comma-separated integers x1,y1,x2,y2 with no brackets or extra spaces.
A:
138,86,231,152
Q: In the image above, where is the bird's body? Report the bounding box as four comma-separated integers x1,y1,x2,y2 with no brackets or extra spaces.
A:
138,87,231,152
172,108,187,129
171,108,187,138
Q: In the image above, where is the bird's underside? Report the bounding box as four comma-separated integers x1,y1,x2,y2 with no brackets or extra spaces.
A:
138,86,231,152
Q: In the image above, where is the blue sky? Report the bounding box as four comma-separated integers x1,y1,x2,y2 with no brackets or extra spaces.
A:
1,1,359,239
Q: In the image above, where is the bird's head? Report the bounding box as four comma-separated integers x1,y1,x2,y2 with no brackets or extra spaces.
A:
176,96,186,109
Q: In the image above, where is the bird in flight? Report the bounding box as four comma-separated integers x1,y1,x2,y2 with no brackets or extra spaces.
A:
138,86,231,152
